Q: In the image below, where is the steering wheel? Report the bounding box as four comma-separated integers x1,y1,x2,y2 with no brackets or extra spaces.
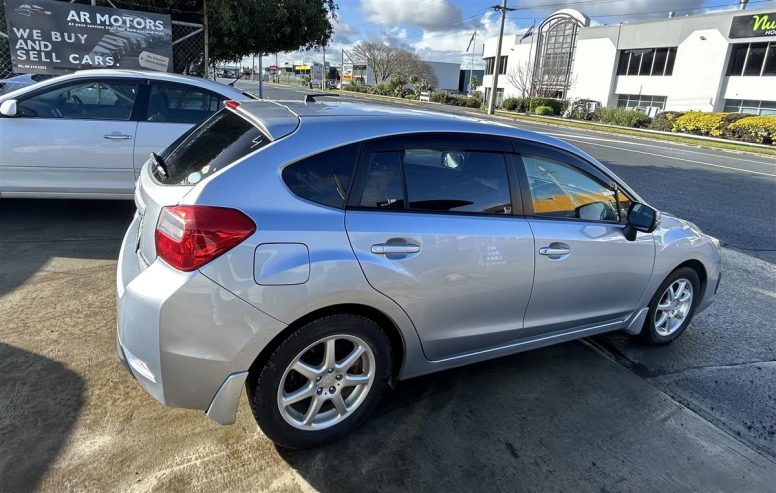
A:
72,95,86,114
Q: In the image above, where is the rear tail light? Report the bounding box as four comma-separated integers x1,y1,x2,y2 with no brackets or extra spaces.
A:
155,206,255,271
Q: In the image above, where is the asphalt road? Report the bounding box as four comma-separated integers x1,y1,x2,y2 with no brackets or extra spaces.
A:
0,83,774,491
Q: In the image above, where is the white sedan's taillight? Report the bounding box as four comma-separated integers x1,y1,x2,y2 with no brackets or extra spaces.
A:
155,206,255,271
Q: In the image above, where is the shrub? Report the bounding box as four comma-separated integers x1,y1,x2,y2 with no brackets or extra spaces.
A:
534,105,555,116
564,98,597,120
671,111,730,136
727,116,776,145
593,107,652,128
529,97,563,115
342,84,368,93
719,112,749,138
648,111,684,132
501,97,524,111
430,91,449,103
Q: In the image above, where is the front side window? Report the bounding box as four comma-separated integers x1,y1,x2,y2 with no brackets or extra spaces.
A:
282,144,359,208
522,154,629,222
17,80,139,120
359,146,511,215
146,82,224,124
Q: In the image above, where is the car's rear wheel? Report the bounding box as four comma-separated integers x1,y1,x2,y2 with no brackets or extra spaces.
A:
640,267,700,345
247,314,392,449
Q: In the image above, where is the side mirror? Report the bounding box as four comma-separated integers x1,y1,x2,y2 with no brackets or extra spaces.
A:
0,99,18,117
624,203,660,241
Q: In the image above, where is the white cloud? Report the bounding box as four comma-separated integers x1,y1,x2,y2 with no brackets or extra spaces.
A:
360,0,463,31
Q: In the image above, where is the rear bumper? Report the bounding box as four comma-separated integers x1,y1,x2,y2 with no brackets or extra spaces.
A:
116,212,287,423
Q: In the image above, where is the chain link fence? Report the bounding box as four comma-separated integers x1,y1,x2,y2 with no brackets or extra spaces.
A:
1,1,16,79
0,2,204,80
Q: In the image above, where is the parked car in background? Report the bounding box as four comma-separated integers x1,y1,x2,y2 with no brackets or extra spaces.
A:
116,99,721,449
0,73,52,95
0,69,251,199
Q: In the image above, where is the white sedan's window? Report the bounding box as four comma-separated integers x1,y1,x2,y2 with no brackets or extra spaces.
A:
17,80,139,120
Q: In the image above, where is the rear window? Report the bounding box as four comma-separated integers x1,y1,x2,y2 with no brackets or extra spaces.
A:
153,108,268,185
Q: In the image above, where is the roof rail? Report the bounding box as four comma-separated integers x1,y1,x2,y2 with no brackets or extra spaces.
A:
304,93,340,103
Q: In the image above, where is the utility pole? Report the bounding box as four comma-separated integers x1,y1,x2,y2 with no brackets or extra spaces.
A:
203,0,210,79
258,54,263,98
322,46,327,89
468,27,476,95
487,0,515,114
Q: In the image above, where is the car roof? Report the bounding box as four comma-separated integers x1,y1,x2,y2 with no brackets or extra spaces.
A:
0,69,245,101
235,98,577,150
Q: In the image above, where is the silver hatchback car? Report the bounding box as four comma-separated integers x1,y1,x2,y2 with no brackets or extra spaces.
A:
117,99,721,448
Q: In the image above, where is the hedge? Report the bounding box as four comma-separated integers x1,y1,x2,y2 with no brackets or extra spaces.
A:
593,107,652,128
727,116,776,144
648,111,684,132
534,105,555,116
500,97,563,114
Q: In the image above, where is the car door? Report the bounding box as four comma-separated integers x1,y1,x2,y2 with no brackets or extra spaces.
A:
345,134,535,361
514,142,655,338
133,81,225,177
0,78,141,197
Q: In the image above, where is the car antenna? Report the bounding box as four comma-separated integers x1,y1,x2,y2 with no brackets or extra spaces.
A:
304,93,340,103
228,72,245,87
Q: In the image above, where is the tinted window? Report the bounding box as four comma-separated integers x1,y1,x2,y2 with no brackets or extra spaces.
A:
522,154,628,222
404,149,510,214
640,49,654,75
154,109,267,185
17,80,139,120
359,151,405,209
744,43,767,76
358,147,511,215
147,82,224,124
282,144,359,208
664,47,676,76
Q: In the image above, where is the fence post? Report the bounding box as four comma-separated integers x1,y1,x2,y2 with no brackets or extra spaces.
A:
203,0,210,79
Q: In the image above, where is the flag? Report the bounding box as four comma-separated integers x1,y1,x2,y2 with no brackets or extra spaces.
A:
466,31,476,52
520,25,534,43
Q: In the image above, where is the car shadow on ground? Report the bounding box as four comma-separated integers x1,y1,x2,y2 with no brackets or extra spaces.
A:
0,199,135,297
0,343,86,489
275,342,774,493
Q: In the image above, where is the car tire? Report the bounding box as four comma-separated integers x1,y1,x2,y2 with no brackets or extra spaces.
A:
640,267,701,346
246,314,392,449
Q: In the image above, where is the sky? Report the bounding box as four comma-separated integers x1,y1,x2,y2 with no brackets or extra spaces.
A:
252,0,776,69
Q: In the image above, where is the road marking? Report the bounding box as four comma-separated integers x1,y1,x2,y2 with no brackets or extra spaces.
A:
543,132,776,167
546,137,776,177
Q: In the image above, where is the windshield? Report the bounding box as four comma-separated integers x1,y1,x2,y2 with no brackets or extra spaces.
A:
152,108,269,185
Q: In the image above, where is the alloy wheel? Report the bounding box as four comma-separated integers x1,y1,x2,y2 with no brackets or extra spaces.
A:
654,278,693,336
276,334,376,431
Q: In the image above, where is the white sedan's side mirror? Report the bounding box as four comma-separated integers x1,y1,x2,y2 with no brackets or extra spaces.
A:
0,99,18,117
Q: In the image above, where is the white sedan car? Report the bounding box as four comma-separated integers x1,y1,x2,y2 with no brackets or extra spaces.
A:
0,69,250,199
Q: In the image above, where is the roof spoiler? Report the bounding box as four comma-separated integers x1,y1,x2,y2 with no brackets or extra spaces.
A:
304,93,339,103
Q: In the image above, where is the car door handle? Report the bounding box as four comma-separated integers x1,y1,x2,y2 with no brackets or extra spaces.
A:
539,246,571,256
103,134,133,140
371,243,421,255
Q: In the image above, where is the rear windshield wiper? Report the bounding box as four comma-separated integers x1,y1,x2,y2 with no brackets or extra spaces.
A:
150,152,168,179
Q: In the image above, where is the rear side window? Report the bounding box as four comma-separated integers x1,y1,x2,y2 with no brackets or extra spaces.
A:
282,144,359,208
154,108,267,185
358,147,512,215
146,82,224,124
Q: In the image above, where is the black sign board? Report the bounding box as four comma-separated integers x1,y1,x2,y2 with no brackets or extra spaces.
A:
730,12,776,39
3,0,172,75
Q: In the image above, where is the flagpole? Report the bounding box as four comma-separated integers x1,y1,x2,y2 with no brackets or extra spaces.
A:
527,19,536,99
468,28,476,94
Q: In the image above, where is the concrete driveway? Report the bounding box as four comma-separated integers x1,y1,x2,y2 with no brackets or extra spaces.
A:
1,199,774,492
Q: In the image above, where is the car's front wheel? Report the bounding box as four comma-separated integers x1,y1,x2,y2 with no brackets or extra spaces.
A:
247,314,392,449
640,267,700,345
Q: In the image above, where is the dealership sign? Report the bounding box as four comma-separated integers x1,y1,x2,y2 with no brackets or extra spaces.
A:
730,12,776,38
3,0,172,75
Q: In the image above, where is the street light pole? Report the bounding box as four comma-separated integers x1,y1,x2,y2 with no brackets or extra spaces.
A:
487,0,515,114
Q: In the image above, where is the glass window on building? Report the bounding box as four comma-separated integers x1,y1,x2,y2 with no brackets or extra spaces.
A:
727,42,776,76
484,57,507,76
723,99,776,116
616,94,667,111
533,12,584,98
484,87,505,107
616,47,676,76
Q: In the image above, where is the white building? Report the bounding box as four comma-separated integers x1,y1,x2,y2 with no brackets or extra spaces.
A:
481,5,776,114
